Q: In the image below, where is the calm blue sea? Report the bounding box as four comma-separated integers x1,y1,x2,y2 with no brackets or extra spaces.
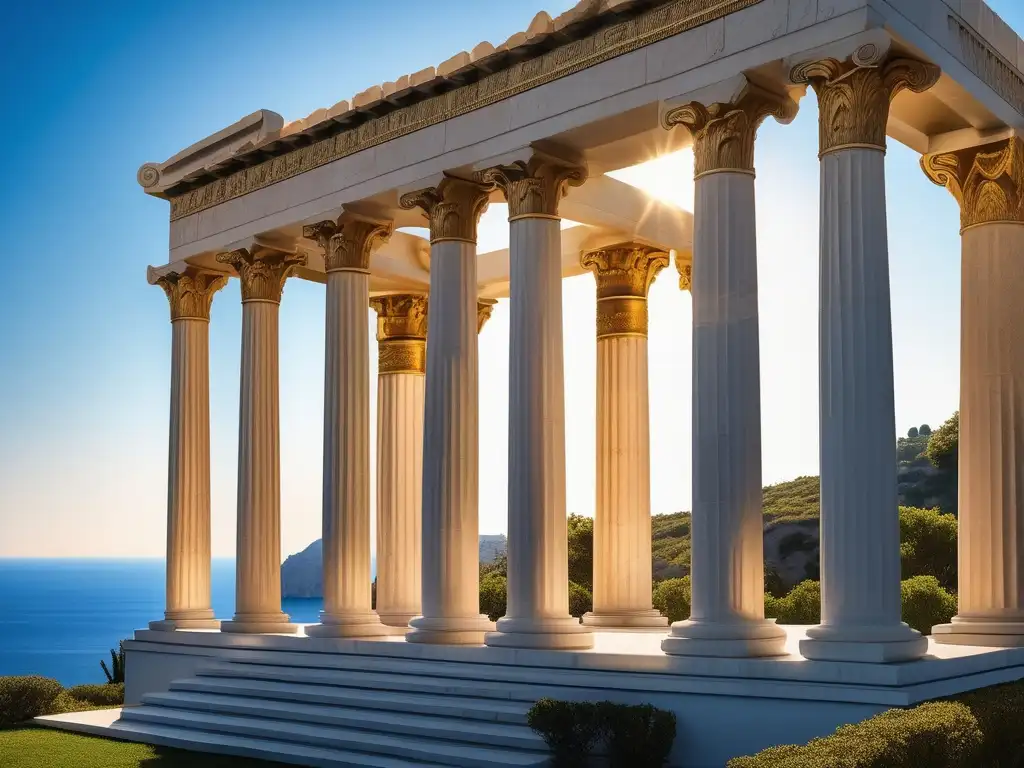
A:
0,559,323,686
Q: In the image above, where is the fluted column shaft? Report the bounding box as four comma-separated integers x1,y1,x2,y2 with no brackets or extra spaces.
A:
148,268,225,631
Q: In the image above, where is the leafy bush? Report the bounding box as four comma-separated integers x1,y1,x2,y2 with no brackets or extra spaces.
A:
568,581,592,619
957,680,1024,767
66,683,125,707
528,699,676,768
899,506,957,590
101,641,126,684
926,411,959,471
479,573,507,622
765,580,821,625
900,575,956,635
652,577,690,623
0,676,64,725
728,701,983,768
567,515,594,592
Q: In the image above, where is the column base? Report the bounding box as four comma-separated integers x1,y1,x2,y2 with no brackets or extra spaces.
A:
148,610,220,632
220,612,298,635
662,618,787,658
406,615,495,645
306,611,391,638
932,616,1024,647
377,611,418,629
485,616,594,650
800,622,927,662
582,609,668,630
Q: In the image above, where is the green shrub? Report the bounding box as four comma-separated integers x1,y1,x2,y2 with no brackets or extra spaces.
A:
66,683,125,707
652,577,690,623
479,573,507,622
567,515,594,592
568,581,592,619
0,676,64,725
599,701,676,767
957,680,1024,767
899,506,957,590
728,701,983,768
527,698,603,768
900,575,956,635
765,580,821,625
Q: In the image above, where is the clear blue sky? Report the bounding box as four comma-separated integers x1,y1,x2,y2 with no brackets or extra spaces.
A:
0,0,1020,557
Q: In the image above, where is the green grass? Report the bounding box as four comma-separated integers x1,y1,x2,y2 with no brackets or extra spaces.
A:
0,728,287,768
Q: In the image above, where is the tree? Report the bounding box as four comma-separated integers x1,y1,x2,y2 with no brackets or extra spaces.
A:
926,411,959,471
567,515,594,592
908,426,919,438
568,581,593,618
899,506,957,591
919,424,932,436
479,573,507,622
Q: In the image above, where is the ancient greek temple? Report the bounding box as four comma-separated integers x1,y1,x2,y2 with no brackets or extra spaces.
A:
38,1,1024,766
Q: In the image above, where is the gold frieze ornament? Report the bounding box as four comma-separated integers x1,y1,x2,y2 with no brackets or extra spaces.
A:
790,45,940,156
370,294,428,375
479,156,587,220
663,84,799,178
215,245,306,304
674,250,693,292
303,214,392,272
477,299,497,333
922,137,1024,233
400,176,491,244
581,244,669,338
148,266,228,322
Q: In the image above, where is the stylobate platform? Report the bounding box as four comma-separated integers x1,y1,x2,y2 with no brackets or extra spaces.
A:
33,626,1024,768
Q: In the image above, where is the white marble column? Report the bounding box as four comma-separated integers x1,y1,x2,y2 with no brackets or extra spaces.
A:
579,244,668,630
480,158,593,649
304,217,392,638
370,294,428,628
148,267,226,631
661,90,796,656
924,138,1024,646
217,246,305,635
401,177,495,644
792,52,938,662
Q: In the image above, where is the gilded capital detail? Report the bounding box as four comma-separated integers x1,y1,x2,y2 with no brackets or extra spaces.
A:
479,157,587,220
790,48,940,156
477,299,497,333
370,294,428,375
399,176,490,244
922,137,1024,233
303,215,392,272
215,247,306,304
148,267,228,322
663,86,798,177
674,250,693,293
581,244,669,338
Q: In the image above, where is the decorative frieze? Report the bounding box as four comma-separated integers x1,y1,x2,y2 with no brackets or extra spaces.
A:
948,15,1024,118
400,176,491,244
370,294,429,375
581,244,668,338
663,85,798,177
477,299,497,333
148,267,227,322
215,246,306,303
167,0,763,221
479,157,587,220
790,46,940,155
303,215,392,272
922,137,1024,232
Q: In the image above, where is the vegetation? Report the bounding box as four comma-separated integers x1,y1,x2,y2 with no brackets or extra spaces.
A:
900,506,958,590
765,580,821,625
568,581,592,619
66,684,125,708
527,698,676,768
101,642,125,685
479,572,507,622
652,577,690,623
730,679,1024,768
901,575,957,634
567,514,593,592
926,411,959,471
0,675,126,727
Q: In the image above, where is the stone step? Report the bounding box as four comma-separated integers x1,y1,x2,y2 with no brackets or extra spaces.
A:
120,706,548,768
141,690,545,750
198,661,552,702
170,676,533,724
101,718,437,768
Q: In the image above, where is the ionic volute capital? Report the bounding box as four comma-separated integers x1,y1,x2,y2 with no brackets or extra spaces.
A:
477,299,497,333
399,175,491,244
370,294,428,375
581,243,668,339
302,214,392,273
215,245,306,304
148,266,228,322
479,156,587,220
790,45,940,156
922,137,1024,232
663,83,799,177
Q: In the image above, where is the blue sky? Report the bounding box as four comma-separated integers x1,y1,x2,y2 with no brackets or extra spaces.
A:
0,0,1020,557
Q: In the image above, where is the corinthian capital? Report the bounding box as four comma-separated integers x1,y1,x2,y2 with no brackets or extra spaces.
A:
477,299,497,333
148,266,228,322
922,137,1024,232
370,294,428,375
663,84,798,177
215,245,306,304
399,175,491,244
581,243,669,338
790,46,939,156
303,214,392,272
479,156,587,220
674,250,693,293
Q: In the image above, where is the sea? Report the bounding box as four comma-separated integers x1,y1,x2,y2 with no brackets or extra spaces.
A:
0,559,323,686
